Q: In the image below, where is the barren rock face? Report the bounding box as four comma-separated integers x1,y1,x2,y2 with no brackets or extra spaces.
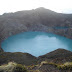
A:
0,7,72,52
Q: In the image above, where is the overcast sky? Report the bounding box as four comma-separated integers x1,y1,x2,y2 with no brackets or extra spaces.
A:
0,0,72,15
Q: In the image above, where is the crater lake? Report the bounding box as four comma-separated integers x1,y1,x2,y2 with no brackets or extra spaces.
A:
1,32,72,57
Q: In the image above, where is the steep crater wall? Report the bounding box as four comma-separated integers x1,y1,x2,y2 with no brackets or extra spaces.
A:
0,8,72,52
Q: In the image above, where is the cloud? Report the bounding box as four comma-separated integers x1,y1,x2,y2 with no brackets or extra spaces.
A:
0,0,72,14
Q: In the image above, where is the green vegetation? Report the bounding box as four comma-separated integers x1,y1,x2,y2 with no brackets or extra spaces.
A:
14,64,28,72
1,61,72,72
0,62,28,72
40,61,57,67
40,61,72,70
57,62,72,70
0,62,17,72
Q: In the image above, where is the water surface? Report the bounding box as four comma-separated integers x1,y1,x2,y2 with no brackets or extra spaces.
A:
1,31,72,57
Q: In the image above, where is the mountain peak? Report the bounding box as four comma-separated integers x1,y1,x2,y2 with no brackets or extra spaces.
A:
35,7,46,10
35,7,56,13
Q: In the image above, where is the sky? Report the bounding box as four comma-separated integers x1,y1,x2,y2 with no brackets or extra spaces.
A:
0,0,72,15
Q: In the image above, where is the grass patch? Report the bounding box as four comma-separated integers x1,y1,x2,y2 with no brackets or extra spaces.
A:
0,62,28,72
14,64,28,72
57,62,72,70
40,61,72,70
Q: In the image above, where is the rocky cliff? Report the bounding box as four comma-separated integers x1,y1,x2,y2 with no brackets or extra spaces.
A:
0,7,72,51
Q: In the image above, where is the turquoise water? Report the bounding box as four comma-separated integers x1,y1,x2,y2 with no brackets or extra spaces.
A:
1,32,72,57
54,27,69,29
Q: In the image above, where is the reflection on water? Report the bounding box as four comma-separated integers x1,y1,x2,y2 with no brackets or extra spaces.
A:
1,31,72,57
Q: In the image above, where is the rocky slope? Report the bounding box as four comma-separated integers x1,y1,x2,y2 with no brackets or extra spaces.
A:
38,49,72,64
0,46,3,52
0,52,37,66
0,49,72,72
0,49,72,66
0,7,72,51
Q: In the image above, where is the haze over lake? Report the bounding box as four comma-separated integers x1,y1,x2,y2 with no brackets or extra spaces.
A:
1,32,72,57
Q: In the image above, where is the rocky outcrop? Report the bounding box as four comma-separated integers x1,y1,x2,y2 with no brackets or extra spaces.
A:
0,47,3,52
38,49,72,64
0,43,4,52
0,7,72,51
